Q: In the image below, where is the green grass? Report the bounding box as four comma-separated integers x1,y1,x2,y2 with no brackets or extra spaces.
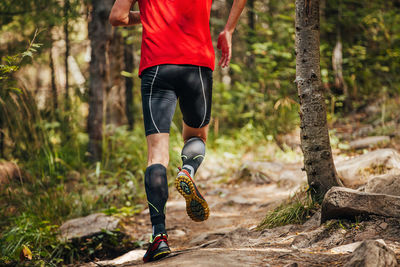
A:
258,186,320,230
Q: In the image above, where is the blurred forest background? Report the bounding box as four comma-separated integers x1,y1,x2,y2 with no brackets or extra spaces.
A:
1,0,400,265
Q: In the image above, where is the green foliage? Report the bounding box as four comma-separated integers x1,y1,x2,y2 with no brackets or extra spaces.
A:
258,187,320,230
0,213,64,266
212,0,299,137
321,0,400,112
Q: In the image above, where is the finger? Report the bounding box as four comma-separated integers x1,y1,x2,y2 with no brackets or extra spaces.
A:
220,52,227,67
223,50,229,67
226,51,232,67
218,54,224,66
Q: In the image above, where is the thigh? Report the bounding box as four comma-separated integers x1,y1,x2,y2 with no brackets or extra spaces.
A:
177,66,213,129
141,66,178,136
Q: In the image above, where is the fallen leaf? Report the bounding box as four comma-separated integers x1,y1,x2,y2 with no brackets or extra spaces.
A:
19,245,32,261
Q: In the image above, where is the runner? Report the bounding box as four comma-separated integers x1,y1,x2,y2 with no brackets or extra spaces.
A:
109,0,246,262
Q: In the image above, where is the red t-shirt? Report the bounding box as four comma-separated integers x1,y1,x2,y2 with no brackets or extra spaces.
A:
137,0,215,76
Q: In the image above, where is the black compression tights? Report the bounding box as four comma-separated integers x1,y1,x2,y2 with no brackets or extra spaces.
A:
181,137,205,177
145,164,169,236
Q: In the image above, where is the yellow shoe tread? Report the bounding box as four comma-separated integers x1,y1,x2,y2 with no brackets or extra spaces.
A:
175,175,209,222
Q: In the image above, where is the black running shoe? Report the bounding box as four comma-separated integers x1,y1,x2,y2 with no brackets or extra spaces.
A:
175,168,209,222
143,234,171,263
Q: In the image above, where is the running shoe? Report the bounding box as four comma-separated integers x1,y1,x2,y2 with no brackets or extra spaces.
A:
143,233,171,263
175,168,209,222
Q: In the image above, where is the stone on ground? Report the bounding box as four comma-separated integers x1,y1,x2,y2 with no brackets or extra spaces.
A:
0,161,23,185
349,136,390,150
96,249,146,266
330,239,386,254
335,149,400,188
59,213,120,240
236,161,305,185
321,187,400,223
344,240,398,267
365,173,400,196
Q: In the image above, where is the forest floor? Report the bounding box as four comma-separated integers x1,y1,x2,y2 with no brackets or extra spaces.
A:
83,121,400,266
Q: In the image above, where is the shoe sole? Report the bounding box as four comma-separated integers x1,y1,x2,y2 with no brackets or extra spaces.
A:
175,174,209,222
152,249,171,261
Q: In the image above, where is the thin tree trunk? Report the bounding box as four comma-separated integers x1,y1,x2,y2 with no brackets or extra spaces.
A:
332,1,352,112
295,0,343,202
88,0,113,161
0,115,4,158
64,0,70,107
106,28,126,126
247,0,255,67
50,42,58,113
124,35,134,130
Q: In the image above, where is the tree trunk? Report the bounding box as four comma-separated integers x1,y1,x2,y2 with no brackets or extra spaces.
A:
88,0,113,161
50,41,58,113
295,0,343,203
332,2,352,113
124,35,135,130
64,0,70,108
247,0,255,67
106,27,126,126
0,115,3,159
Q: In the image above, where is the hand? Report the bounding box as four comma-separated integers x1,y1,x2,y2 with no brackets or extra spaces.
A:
217,30,232,68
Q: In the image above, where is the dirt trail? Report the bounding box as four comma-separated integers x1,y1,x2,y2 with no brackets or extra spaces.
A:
93,155,349,267
92,143,400,267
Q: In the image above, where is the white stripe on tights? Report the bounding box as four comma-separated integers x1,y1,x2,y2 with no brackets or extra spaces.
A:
198,66,207,128
149,66,160,133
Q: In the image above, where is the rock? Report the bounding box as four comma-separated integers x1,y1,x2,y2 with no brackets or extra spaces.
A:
365,173,400,196
236,161,281,184
59,213,120,240
96,249,146,266
330,241,363,254
302,211,321,230
330,239,386,254
352,125,374,138
344,240,398,267
168,229,186,237
0,161,23,185
335,149,400,188
349,136,390,150
321,187,400,223
236,161,305,185
226,195,252,205
291,227,326,249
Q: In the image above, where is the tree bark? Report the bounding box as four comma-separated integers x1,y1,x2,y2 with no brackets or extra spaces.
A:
64,0,70,107
247,0,255,67
106,27,126,126
295,0,343,202
88,0,113,161
124,35,134,130
0,115,3,159
332,2,352,112
50,41,58,113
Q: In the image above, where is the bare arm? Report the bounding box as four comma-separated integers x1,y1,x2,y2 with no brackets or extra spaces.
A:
217,0,247,67
109,0,141,26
